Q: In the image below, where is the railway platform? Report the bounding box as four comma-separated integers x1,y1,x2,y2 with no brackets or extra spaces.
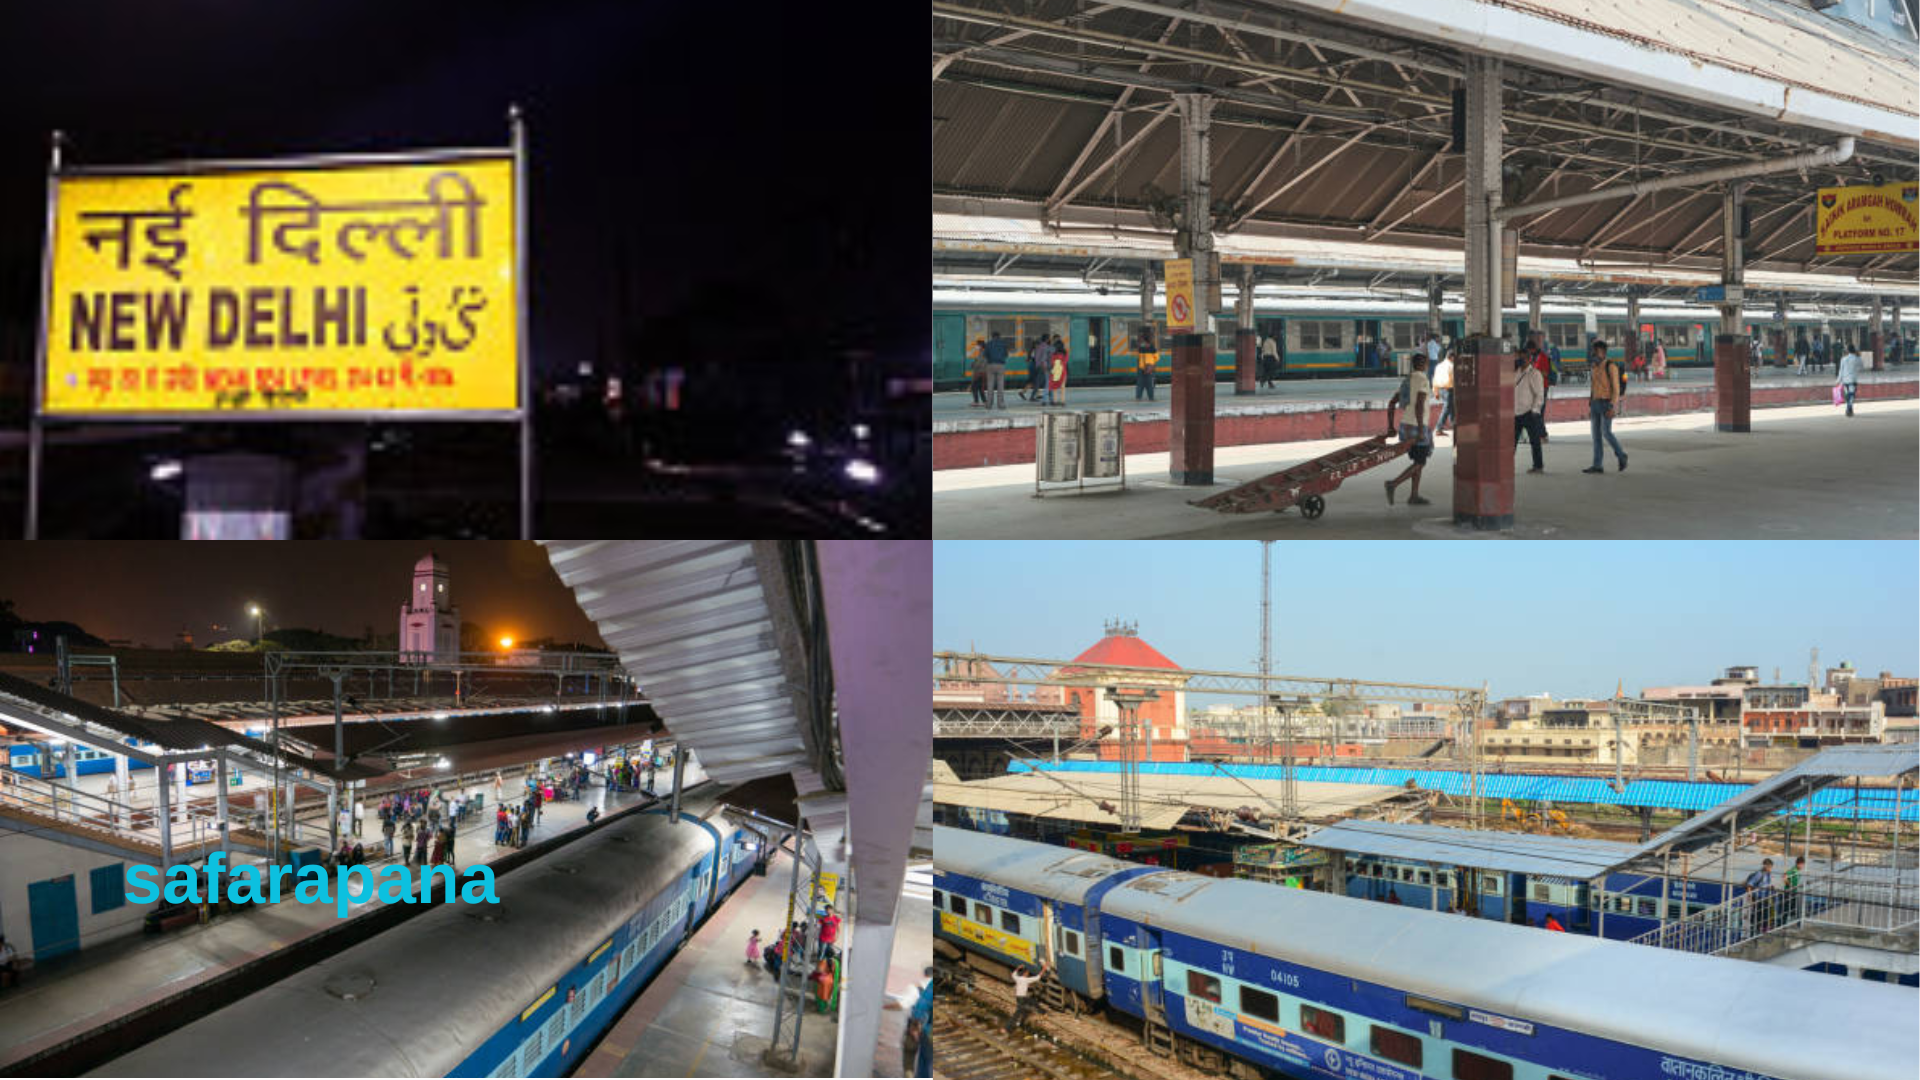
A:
0,768,666,1073
576,848,934,1078
934,399,1919,539
935,368,1918,470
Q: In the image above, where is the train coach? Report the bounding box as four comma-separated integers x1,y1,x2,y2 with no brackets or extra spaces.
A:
931,292,1895,390
93,790,769,1078
934,823,1163,1006
934,827,1917,1080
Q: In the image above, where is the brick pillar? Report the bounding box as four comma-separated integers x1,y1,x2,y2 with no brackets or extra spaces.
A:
1169,332,1216,485
1714,334,1750,432
1451,334,1514,530
1235,328,1256,396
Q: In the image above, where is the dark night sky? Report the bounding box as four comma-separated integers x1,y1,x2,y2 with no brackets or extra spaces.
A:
0,541,605,649
0,0,923,377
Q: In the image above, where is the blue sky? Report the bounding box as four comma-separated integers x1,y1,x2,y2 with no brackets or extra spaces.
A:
934,542,1917,702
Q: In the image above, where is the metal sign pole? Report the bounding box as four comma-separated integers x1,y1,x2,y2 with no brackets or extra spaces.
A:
25,132,64,539
511,106,534,540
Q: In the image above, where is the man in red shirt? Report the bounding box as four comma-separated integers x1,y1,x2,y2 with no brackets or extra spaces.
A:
1544,913,1567,932
817,904,841,960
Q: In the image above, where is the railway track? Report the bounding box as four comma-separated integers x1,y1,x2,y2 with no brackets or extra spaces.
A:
937,973,1215,1080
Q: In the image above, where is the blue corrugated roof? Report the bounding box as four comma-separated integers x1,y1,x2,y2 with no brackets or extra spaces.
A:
1008,760,1918,821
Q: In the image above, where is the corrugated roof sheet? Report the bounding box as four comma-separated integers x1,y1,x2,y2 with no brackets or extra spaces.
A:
1013,759,1919,821
538,541,817,786
938,768,1402,830
1299,818,1635,878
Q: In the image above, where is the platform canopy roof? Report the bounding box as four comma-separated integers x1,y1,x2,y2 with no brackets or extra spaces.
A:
934,766,1405,830
1298,818,1635,879
1623,742,1920,862
0,669,384,781
933,0,1920,290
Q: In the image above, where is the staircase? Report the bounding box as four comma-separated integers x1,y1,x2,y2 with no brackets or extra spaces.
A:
1627,865,1919,972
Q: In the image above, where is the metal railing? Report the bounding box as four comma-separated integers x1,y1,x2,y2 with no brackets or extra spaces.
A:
1627,869,1920,958
0,766,226,854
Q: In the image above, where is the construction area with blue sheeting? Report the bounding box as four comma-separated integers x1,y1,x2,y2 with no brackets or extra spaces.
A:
1009,759,1919,821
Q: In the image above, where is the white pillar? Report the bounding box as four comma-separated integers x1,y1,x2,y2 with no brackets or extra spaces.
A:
113,752,130,828
216,754,231,860
834,899,900,1079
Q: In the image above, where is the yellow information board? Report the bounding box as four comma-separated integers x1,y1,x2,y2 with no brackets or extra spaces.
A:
42,156,518,417
1164,257,1196,333
816,871,840,905
1815,181,1918,256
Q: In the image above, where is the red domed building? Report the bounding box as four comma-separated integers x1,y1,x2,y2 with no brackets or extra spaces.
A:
1054,621,1190,763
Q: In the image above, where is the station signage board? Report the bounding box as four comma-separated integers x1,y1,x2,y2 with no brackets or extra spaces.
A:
1814,181,1918,256
1165,258,1196,332
41,155,520,418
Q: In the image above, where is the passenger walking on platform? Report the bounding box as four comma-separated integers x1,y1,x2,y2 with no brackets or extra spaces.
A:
1430,350,1456,437
1259,331,1279,389
1650,340,1666,381
982,331,1010,409
414,823,431,867
817,904,841,960
1513,354,1547,474
495,805,510,846
382,815,396,857
746,929,763,966
968,340,988,408
1745,858,1775,935
1583,339,1628,475
1836,341,1861,417
402,820,417,865
1021,334,1049,403
1794,332,1810,375
1383,354,1433,507
1426,331,1442,367
1005,960,1050,1034
1134,328,1157,401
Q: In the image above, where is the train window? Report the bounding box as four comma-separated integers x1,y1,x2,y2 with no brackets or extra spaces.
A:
986,318,1019,346
1451,1048,1514,1080
1597,322,1629,349
1543,320,1589,345
1637,898,1658,917
1613,896,1633,914
1370,1025,1423,1067
974,902,992,924
1301,1005,1344,1043
1108,945,1124,972
1185,970,1222,1004
950,894,966,915
1239,986,1279,1022
933,889,944,910
1401,867,1414,882
1062,930,1081,956
1417,871,1430,885
1481,878,1499,895
1533,883,1551,902
1000,911,1022,935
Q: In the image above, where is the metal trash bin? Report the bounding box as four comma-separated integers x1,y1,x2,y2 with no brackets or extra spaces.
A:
1035,409,1083,483
1082,410,1124,479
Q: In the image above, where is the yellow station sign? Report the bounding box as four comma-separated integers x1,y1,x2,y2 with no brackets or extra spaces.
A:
1164,257,1196,333
1814,181,1918,256
42,157,518,417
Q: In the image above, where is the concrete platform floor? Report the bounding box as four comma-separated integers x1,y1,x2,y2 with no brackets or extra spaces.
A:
579,847,935,1078
0,773,669,1068
934,399,1919,539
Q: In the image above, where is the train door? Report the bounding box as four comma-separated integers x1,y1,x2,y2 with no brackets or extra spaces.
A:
1509,873,1529,925
1039,901,1058,968
1455,868,1472,914
1087,317,1108,376
1140,927,1166,1021
932,313,969,383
